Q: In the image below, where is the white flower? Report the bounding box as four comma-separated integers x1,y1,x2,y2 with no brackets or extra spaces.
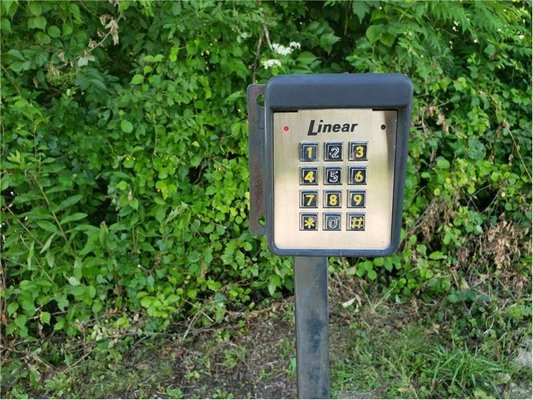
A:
271,43,292,56
262,59,282,69
289,41,301,49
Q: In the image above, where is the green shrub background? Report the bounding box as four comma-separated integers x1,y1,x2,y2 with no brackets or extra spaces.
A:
1,0,531,348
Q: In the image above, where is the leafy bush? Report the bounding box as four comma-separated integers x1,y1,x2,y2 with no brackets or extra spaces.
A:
1,0,530,349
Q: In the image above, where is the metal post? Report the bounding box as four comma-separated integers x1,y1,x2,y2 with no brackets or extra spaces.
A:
294,256,329,399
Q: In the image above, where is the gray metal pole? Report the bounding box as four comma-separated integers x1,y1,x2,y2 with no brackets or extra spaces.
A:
294,256,329,399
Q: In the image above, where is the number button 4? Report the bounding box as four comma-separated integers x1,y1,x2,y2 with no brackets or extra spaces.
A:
300,167,318,185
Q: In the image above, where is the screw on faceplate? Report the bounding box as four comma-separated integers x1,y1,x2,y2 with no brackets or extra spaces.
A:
381,124,386,130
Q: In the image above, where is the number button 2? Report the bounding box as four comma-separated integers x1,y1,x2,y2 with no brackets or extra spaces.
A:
324,143,343,161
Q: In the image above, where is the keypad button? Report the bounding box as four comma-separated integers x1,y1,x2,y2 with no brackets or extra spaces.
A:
300,167,318,185
324,191,342,208
348,167,367,185
347,213,365,231
300,213,318,231
300,143,318,162
324,213,341,231
348,142,368,161
300,191,318,208
324,167,342,185
324,142,343,161
348,190,366,208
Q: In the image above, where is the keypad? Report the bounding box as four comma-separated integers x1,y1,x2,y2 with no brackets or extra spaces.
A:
298,142,368,231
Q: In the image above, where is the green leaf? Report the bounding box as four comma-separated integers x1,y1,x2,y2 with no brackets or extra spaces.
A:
352,1,370,22
68,276,80,286
57,194,83,211
436,157,451,170
32,16,47,30
131,74,144,85
367,269,377,281
7,302,18,316
121,119,134,133
40,234,55,254
48,25,61,38
15,314,27,328
366,24,384,44
60,212,87,224
40,312,51,325
37,220,59,234
28,1,42,15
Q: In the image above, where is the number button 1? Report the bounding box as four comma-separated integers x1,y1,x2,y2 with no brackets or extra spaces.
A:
300,143,318,162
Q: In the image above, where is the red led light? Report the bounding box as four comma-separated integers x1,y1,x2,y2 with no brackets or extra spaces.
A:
283,126,290,132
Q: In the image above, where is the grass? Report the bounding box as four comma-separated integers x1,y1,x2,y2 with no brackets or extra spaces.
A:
2,277,531,399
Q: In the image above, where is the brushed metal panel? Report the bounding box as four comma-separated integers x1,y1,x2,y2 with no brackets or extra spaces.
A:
272,108,397,251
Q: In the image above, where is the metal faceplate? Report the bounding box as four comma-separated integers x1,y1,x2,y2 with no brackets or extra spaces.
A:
272,108,397,251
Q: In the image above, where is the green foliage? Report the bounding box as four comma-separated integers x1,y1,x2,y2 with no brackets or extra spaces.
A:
1,2,531,393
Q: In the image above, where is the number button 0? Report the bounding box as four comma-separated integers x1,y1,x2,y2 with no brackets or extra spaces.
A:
348,190,366,208
300,191,318,208
324,191,341,208
324,213,341,231
300,143,318,162
324,167,342,185
348,167,367,185
349,142,368,161
300,167,318,185
324,142,343,161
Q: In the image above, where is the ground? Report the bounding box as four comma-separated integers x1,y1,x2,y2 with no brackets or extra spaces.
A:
3,275,531,399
